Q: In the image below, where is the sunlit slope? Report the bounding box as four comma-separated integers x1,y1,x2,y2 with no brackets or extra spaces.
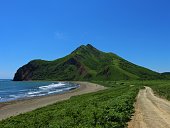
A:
13,44,163,81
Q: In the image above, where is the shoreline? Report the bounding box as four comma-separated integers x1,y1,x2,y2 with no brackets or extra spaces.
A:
0,82,80,104
0,81,106,121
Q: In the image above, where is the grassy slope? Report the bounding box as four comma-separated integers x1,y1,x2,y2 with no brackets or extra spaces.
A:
161,72,170,79
13,44,163,81
0,82,140,128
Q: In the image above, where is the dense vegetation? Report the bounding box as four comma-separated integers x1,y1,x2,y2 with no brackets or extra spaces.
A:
143,80,170,100
116,80,170,101
13,44,164,81
0,82,140,128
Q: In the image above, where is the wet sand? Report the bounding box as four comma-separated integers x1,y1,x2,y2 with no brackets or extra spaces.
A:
0,81,106,121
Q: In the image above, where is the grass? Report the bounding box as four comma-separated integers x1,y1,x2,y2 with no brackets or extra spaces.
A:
142,80,170,100
0,82,140,128
115,80,170,101
1,80,170,128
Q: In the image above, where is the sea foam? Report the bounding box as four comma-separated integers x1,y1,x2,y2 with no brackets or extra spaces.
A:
39,82,66,90
0,81,78,102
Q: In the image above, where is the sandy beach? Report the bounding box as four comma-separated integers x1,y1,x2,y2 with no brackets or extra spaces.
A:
0,81,106,121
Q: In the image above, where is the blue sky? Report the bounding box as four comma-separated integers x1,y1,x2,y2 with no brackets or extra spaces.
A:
0,0,170,79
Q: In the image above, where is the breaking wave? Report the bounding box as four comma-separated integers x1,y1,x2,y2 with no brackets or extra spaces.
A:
0,82,79,102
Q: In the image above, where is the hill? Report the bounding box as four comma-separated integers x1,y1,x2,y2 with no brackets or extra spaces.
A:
161,72,170,79
13,44,163,81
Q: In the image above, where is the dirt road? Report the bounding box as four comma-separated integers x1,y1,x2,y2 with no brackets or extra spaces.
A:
128,86,170,128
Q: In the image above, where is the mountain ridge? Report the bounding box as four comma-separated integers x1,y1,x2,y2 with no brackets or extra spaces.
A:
13,44,165,81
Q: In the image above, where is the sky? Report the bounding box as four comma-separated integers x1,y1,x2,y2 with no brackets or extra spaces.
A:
0,0,170,79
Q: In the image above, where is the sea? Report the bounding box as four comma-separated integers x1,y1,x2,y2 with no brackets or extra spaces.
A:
0,79,79,103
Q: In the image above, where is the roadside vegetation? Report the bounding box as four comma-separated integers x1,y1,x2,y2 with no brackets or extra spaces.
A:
116,80,170,101
143,80,170,100
0,82,140,128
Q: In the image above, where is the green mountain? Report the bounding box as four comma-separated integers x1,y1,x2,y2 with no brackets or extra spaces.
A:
161,72,170,79
13,44,164,81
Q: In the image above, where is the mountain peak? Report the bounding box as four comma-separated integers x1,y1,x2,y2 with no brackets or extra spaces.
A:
72,44,99,54
78,44,95,49
86,44,98,50
86,44,94,48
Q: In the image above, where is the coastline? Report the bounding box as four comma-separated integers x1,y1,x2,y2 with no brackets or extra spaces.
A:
0,81,106,121
0,81,80,104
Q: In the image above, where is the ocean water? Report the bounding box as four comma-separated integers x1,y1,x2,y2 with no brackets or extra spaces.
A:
0,80,79,103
